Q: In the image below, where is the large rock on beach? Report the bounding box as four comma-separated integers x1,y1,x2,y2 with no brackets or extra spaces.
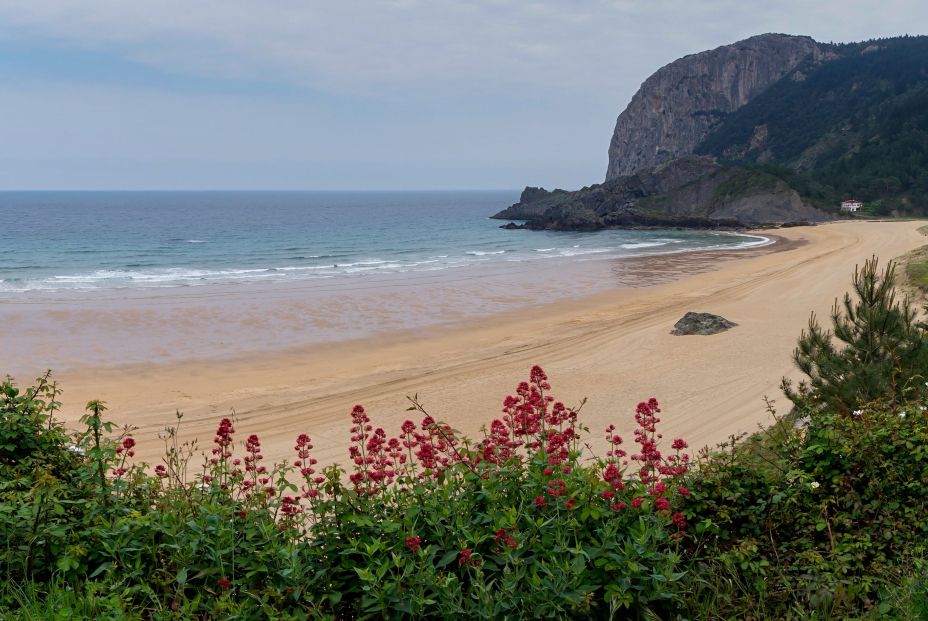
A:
671,312,737,336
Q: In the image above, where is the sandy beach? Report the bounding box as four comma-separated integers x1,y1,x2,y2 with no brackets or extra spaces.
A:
9,220,926,469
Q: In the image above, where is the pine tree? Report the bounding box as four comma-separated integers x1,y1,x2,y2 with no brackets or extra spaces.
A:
782,257,928,413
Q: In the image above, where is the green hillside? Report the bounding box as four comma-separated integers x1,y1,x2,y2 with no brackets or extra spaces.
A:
695,36,928,215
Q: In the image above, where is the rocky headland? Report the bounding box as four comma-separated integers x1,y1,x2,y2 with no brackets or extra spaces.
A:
493,156,828,230
496,32,928,230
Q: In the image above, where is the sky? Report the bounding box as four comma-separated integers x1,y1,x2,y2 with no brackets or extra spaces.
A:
0,1,924,190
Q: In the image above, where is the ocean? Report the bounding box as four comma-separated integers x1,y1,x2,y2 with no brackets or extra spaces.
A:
0,191,769,295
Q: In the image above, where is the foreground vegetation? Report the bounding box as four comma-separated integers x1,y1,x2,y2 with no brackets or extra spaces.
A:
2,258,928,619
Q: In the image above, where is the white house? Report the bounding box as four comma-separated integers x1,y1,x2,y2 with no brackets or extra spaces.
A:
840,199,863,213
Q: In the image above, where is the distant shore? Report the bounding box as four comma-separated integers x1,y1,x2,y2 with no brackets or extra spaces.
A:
9,220,926,469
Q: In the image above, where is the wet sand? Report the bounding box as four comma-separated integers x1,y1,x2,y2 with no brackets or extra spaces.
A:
5,220,925,470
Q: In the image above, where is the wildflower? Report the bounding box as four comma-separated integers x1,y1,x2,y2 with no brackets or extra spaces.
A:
547,478,567,497
459,548,475,566
654,497,670,512
154,464,168,478
493,528,518,550
565,498,577,510
631,497,644,509
280,496,301,519
810,481,820,490
900,411,907,419
533,495,547,508
405,536,421,553
852,409,863,417
677,485,690,496
217,577,232,590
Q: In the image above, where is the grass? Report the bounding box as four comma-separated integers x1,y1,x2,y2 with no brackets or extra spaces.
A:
902,225,928,295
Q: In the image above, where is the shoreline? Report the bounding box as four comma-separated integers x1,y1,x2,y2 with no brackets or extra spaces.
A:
10,220,928,470
0,230,773,374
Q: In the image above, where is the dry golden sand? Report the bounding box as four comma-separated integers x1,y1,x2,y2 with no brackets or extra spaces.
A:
49,220,926,469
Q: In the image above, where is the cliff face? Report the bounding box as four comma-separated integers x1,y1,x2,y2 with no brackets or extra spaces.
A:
606,33,829,180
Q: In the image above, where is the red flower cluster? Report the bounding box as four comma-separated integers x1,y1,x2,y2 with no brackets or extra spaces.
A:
405,536,421,553
458,548,477,566
111,436,136,478
115,436,135,457
493,527,519,553
477,364,582,495
293,434,325,503
213,418,234,461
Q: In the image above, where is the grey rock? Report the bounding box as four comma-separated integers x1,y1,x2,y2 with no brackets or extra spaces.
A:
606,34,834,181
491,156,830,230
670,312,738,336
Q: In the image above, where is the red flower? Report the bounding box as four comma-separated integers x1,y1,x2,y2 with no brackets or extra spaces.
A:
494,528,518,550
631,497,644,509
217,577,232,590
405,536,421,553
654,497,670,512
459,548,475,566
534,495,547,508
547,479,567,497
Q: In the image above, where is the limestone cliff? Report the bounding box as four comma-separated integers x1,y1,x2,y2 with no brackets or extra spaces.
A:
606,33,831,180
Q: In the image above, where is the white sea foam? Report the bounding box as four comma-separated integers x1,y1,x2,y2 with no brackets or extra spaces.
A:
1,230,774,294
619,241,668,249
558,247,612,257
465,250,506,256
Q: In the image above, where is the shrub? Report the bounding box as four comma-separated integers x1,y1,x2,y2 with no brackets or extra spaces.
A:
1,367,691,619
681,400,928,618
783,256,928,414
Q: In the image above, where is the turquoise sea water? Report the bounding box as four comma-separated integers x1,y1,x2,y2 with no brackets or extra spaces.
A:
0,191,768,294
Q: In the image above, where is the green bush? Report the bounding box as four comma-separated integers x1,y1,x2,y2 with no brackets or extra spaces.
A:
681,401,928,618
783,257,928,414
1,368,692,619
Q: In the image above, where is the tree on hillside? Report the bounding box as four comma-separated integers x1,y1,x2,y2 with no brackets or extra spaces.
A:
782,257,928,413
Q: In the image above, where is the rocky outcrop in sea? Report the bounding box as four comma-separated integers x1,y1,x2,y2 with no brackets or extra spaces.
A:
492,157,829,230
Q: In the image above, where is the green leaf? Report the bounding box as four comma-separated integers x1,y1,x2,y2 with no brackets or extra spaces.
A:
176,567,188,585
89,562,111,578
437,550,459,568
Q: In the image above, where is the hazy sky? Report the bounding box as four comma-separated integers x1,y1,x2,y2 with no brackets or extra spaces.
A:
0,1,923,190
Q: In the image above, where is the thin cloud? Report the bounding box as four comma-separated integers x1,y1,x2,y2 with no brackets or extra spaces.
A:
0,1,923,189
